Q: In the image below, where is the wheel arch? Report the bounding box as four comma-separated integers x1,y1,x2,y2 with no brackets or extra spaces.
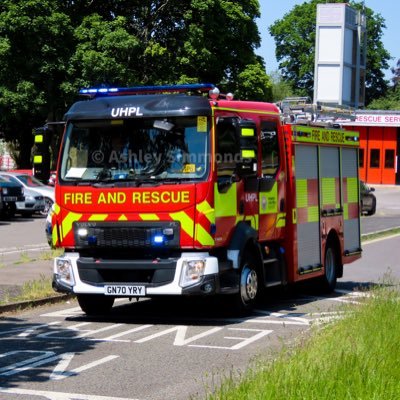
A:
227,221,263,270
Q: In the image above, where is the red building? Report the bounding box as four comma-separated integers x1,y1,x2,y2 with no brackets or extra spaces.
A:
344,110,400,185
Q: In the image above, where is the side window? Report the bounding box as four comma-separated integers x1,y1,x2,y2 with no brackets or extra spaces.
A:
370,149,380,168
216,119,238,177
384,149,395,169
260,121,279,177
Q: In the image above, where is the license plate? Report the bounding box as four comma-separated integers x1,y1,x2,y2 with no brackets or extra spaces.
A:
104,285,145,296
3,196,17,202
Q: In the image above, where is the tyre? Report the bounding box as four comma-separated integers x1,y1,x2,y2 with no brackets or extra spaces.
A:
232,251,261,314
77,294,114,315
321,244,338,293
366,198,376,216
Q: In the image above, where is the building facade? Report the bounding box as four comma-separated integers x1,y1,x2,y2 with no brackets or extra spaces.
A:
344,110,400,185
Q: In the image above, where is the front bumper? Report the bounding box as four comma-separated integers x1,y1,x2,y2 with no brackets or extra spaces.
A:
53,252,223,297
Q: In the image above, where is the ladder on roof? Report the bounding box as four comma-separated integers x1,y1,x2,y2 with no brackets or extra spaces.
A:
278,97,356,126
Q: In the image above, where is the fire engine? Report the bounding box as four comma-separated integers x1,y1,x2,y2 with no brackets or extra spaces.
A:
45,83,362,315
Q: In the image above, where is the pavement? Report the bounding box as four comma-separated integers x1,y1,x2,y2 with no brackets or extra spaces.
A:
0,184,399,311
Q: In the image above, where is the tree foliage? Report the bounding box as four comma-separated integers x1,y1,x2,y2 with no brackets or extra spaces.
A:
269,0,391,105
0,0,271,167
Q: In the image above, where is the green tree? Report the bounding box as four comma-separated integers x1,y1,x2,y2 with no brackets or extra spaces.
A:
269,71,295,102
0,0,73,167
66,0,270,99
269,0,390,105
0,0,270,167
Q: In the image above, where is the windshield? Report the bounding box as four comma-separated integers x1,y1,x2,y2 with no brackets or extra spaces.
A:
60,116,209,184
16,174,46,187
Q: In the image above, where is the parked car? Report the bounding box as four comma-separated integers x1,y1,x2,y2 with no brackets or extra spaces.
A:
0,174,45,216
360,180,376,216
0,175,24,218
0,172,54,216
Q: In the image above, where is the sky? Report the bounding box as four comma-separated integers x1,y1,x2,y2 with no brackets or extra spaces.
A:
256,0,398,80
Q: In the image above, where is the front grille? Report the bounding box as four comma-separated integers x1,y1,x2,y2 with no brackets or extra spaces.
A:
77,257,177,286
74,221,180,249
1,186,22,196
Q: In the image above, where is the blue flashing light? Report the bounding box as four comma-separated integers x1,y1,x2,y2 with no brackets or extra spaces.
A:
153,235,164,245
88,236,97,245
79,83,215,97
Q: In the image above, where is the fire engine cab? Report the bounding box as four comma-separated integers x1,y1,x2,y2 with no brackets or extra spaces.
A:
48,83,362,315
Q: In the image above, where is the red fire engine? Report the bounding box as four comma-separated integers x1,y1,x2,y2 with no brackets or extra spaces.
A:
47,84,362,315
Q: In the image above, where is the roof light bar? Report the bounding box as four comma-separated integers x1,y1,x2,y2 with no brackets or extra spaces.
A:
79,83,215,97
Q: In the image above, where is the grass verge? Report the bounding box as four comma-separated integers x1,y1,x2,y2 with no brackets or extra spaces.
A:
207,283,400,399
0,274,55,306
361,226,400,242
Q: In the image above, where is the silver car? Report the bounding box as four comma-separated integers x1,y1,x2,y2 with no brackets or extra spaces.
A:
0,172,54,216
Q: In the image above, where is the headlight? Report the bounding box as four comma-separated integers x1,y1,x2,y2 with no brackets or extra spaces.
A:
180,259,206,287
25,195,35,202
55,258,75,287
2,188,8,195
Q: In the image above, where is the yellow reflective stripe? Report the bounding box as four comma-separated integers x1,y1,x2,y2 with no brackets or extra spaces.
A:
308,206,320,222
343,203,349,220
259,183,278,214
52,226,58,246
241,149,255,158
296,179,308,208
322,177,336,205
215,183,237,217
139,213,160,221
292,208,297,224
347,177,358,203
33,155,42,164
170,211,194,237
34,134,43,143
195,224,214,246
89,214,108,221
54,203,60,215
61,212,82,240
213,106,279,117
196,200,215,224
241,128,254,137
276,212,286,227
118,214,128,221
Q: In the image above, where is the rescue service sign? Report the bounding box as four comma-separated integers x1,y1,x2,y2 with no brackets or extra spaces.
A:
292,126,359,147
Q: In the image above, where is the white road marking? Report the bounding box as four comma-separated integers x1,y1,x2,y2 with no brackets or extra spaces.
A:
134,325,223,345
50,354,119,380
190,328,273,350
0,387,139,400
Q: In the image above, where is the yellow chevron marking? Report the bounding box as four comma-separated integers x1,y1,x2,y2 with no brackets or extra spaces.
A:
61,212,82,240
196,200,215,224
139,213,160,221
196,224,214,246
89,214,108,221
170,211,194,237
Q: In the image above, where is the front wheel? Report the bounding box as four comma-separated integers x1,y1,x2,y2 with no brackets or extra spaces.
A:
232,253,261,314
77,294,114,315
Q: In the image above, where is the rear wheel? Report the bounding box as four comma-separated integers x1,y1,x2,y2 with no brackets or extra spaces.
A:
321,244,338,292
77,294,114,315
